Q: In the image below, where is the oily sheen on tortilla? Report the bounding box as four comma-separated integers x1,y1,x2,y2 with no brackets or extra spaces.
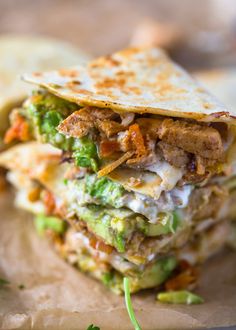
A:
22,47,233,122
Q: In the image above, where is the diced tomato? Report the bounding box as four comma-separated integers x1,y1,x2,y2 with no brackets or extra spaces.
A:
4,114,31,144
89,236,114,254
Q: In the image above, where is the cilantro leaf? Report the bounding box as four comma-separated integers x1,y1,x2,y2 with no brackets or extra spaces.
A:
123,277,141,330
86,324,100,330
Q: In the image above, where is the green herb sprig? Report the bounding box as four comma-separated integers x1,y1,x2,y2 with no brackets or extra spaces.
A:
86,324,100,330
123,277,141,330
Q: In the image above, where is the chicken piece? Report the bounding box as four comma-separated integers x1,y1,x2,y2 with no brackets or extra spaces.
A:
97,119,125,137
136,117,162,139
58,106,119,138
159,119,223,160
117,131,133,152
136,117,224,160
90,107,118,120
158,141,189,168
58,109,94,138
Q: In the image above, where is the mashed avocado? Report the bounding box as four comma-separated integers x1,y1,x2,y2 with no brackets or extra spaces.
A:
65,174,182,227
23,90,99,171
69,204,180,253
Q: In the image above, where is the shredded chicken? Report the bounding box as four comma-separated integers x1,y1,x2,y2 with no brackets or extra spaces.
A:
58,107,123,138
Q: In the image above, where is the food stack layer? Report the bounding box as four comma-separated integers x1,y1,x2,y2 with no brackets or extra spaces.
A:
1,47,236,293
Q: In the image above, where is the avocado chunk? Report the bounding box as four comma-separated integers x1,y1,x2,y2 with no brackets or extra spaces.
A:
71,204,181,253
35,214,66,235
146,211,180,236
74,206,134,252
102,256,177,294
157,290,204,304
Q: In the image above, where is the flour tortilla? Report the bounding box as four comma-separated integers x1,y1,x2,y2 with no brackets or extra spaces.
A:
23,47,233,123
194,68,236,111
0,35,89,147
0,142,182,199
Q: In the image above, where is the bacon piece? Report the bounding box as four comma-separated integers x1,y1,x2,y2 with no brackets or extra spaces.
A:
97,151,134,177
100,140,120,157
4,113,31,144
129,123,146,156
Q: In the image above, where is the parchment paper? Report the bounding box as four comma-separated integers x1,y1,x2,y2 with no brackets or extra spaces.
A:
0,190,236,330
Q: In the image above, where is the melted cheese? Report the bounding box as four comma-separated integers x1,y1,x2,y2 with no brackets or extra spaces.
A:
108,160,183,200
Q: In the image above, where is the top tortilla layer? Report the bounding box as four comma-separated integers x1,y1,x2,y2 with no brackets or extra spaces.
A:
22,47,233,123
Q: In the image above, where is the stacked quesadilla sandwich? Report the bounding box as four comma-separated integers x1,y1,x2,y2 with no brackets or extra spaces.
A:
1,47,235,294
